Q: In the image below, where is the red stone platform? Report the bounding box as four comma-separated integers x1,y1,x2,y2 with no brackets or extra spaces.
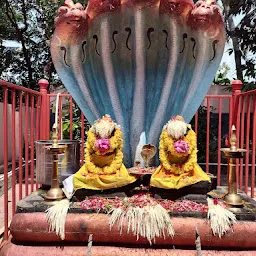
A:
9,213,256,249
1,188,256,255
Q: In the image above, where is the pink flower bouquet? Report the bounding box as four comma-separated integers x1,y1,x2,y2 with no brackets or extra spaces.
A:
174,140,189,153
95,138,111,154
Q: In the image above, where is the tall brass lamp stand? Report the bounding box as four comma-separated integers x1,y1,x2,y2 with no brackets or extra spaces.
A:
43,127,67,205
221,125,246,208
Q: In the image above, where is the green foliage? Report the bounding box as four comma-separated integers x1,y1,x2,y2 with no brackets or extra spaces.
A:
214,63,231,87
62,102,90,141
221,0,256,90
0,0,89,90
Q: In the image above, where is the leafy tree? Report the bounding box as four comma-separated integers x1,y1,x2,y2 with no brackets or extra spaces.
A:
0,0,62,89
214,62,231,87
1,0,255,91
221,0,256,90
0,0,88,90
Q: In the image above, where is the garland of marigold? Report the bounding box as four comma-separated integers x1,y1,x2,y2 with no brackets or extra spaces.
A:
84,128,123,175
159,129,197,175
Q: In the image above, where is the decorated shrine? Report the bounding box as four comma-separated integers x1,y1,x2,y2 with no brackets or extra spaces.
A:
2,0,256,255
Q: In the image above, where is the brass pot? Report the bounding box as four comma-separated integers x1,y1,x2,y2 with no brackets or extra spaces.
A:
35,140,80,185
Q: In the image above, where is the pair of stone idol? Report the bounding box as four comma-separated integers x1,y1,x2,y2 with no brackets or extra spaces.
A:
73,115,210,191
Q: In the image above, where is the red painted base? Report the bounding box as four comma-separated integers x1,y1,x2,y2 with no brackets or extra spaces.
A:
10,213,256,249
1,241,256,256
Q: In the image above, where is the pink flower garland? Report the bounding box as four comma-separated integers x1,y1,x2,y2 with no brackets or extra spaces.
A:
80,193,208,213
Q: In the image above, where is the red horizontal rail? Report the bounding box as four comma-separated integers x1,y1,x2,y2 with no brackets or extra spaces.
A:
0,80,41,95
205,95,232,99
50,94,233,99
239,89,256,96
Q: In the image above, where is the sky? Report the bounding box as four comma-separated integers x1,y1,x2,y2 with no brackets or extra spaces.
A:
221,43,237,80
219,13,245,81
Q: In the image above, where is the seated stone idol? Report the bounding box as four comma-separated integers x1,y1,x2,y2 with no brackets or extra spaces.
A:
150,116,210,189
73,115,137,190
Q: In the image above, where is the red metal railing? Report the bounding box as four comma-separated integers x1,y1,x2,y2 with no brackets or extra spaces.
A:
236,88,256,198
0,79,256,244
46,92,87,165
0,80,42,242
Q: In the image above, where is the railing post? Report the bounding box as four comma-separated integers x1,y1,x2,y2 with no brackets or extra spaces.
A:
39,79,49,140
231,80,242,126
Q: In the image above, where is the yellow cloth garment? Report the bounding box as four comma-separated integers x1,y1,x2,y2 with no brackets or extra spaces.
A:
73,163,136,190
150,129,210,189
73,128,136,190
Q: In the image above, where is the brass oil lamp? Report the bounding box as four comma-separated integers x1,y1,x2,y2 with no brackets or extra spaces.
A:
221,125,246,207
43,126,67,204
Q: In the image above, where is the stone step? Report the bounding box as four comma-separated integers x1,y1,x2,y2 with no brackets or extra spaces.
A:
1,243,255,256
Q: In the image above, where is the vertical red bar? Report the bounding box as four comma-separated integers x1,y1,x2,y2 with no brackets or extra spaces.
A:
58,96,63,140
81,114,85,166
39,79,49,140
47,95,51,140
251,95,256,198
206,98,210,173
235,96,241,188
30,95,35,192
35,96,41,190
3,87,9,240
227,96,233,186
239,95,245,190
195,111,198,135
245,95,251,195
217,98,222,186
11,89,16,216
25,93,29,196
70,97,73,140
35,96,40,141
231,80,242,126
229,97,233,137
19,91,23,200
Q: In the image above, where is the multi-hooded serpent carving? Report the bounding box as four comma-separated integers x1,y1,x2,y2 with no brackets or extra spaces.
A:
51,0,225,166
61,29,218,63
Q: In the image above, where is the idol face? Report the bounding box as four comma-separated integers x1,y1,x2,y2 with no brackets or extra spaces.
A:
55,3,87,28
188,0,222,31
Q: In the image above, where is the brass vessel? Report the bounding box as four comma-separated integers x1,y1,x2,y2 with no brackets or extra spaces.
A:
43,126,67,204
221,125,246,207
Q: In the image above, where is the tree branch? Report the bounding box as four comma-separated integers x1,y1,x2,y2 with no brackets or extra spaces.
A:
21,0,28,32
4,0,19,31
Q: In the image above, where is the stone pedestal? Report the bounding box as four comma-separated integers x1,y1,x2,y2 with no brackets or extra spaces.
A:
1,187,256,256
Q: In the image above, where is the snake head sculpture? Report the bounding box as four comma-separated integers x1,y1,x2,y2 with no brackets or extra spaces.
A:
188,0,223,37
160,0,194,19
51,0,226,166
54,2,88,43
122,0,159,8
86,0,121,19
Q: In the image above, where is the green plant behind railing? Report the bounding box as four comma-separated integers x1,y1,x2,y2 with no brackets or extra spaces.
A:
62,101,90,141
